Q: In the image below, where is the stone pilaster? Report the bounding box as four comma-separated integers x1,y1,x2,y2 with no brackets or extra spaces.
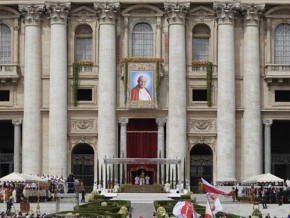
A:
119,118,128,184
156,118,166,184
214,2,239,181
94,2,120,189
263,119,273,174
46,2,70,177
12,119,22,173
19,4,44,174
242,3,265,179
164,2,189,183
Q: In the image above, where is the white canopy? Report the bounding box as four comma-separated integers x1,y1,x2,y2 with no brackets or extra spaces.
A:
0,173,48,183
242,173,284,184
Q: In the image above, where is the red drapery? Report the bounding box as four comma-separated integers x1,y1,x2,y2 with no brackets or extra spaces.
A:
127,119,157,183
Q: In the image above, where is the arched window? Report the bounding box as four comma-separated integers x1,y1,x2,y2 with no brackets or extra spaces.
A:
0,24,11,64
132,23,153,57
274,24,290,64
192,24,210,61
75,24,93,61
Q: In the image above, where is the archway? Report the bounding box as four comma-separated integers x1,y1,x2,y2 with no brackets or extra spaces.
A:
190,143,213,192
71,143,94,192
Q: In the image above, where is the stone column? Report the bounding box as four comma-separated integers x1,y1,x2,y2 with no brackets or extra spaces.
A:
242,4,265,179
263,119,272,174
156,118,166,183
119,118,128,184
94,2,119,189
12,119,22,173
214,2,239,181
46,2,70,177
164,2,189,183
19,4,44,174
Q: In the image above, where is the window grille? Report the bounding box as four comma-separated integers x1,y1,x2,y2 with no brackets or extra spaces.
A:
192,37,209,61
76,38,92,61
274,24,290,64
132,23,153,57
0,24,11,64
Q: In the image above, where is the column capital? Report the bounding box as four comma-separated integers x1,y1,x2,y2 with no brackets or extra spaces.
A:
12,119,23,126
94,2,120,25
46,2,71,25
164,2,190,25
241,3,265,26
19,4,45,26
263,119,273,126
156,118,167,126
213,2,240,24
118,118,128,126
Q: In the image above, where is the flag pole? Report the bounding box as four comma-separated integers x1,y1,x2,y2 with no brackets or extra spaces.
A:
205,193,215,218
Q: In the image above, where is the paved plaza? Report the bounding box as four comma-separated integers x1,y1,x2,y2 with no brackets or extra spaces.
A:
0,193,288,217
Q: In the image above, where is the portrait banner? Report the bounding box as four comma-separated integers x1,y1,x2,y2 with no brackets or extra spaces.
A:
127,63,157,109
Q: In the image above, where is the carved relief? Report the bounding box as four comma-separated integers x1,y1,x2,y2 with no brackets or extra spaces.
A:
189,119,216,133
189,136,216,147
19,4,45,25
70,6,96,21
12,118,22,126
46,2,71,24
71,136,96,145
213,2,240,24
71,119,97,133
94,2,120,24
164,2,190,25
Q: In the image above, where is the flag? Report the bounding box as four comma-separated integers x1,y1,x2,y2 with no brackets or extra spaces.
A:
172,201,200,218
211,198,223,215
204,200,213,218
201,178,233,196
207,193,217,200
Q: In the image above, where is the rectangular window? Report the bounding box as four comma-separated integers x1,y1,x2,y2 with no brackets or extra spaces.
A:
76,38,92,61
275,90,290,102
192,89,207,101
192,37,209,61
0,90,10,101
77,89,92,101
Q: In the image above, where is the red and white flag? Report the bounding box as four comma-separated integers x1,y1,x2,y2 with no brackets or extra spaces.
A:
172,201,200,218
204,200,213,218
211,198,223,215
201,178,233,196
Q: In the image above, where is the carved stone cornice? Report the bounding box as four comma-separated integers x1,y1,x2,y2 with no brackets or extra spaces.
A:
12,118,22,126
94,2,120,25
46,2,71,25
241,4,265,26
213,2,240,24
19,4,44,26
263,119,273,127
164,2,190,25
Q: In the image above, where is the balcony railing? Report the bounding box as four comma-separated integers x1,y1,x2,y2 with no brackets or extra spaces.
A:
265,64,290,84
0,64,19,83
189,64,217,76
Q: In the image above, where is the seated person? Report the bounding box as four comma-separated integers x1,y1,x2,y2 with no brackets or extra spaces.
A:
145,175,150,185
139,171,145,185
134,175,140,185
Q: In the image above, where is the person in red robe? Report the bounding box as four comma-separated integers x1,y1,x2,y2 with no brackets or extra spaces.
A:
131,75,152,101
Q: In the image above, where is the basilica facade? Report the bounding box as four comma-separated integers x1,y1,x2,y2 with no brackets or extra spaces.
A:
0,0,290,190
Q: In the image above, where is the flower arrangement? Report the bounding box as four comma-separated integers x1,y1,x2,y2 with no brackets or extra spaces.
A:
121,57,164,63
78,60,94,66
192,60,208,66
252,208,262,217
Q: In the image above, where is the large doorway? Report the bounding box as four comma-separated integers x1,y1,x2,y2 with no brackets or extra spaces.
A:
72,143,94,192
271,120,290,180
190,143,213,192
127,119,158,183
0,120,14,177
